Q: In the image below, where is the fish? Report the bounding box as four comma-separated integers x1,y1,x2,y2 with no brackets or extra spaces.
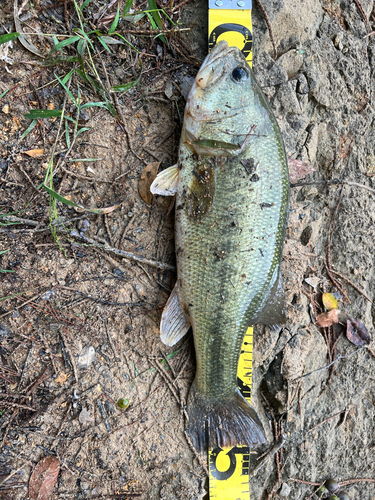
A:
150,40,290,453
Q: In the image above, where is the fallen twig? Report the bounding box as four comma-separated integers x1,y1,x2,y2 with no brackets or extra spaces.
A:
292,346,366,382
70,232,175,272
290,178,375,195
330,268,372,302
249,435,286,478
255,0,277,59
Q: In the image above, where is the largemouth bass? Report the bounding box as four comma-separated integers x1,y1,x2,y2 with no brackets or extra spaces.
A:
151,40,289,452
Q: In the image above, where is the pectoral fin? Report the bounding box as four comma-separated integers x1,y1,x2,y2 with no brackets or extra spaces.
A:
160,282,191,346
150,164,179,196
254,269,287,330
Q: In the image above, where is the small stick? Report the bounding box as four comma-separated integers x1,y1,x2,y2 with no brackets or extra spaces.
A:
290,178,375,195
353,0,371,30
70,232,175,272
17,342,33,389
292,346,365,381
249,435,286,477
307,408,348,432
330,268,372,302
339,478,375,486
255,0,277,59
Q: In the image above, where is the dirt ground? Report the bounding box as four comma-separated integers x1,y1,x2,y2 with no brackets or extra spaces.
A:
0,0,375,499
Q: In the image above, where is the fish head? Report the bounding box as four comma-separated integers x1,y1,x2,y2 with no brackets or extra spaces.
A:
183,41,259,156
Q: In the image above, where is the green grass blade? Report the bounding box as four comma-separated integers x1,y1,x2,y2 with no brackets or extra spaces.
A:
0,33,20,45
43,55,80,66
42,184,117,214
0,89,10,100
80,101,111,110
147,0,163,28
54,73,78,107
109,5,120,35
24,109,63,119
62,69,74,85
48,35,80,54
77,38,87,56
112,61,142,92
123,0,134,15
98,36,111,53
67,158,100,162
113,33,138,52
20,119,37,139
76,127,90,138
65,120,71,148
80,0,93,10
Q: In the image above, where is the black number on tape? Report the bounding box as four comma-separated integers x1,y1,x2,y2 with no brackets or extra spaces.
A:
237,376,251,400
210,446,250,480
209,23,253,58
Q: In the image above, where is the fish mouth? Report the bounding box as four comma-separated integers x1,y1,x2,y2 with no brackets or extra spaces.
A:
195,40,238,89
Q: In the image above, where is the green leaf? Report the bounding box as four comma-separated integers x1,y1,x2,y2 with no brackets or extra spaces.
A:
80,0,93,10
48,35,80,54
77,38,87,56
109,5,120,35
112,61,142,92
24,109,64,119
0,33,20,45
20,119,37,139
123,0,134,16
99,35,124,45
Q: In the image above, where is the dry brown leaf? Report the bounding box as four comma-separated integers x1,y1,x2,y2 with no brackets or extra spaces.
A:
346,317,371,346
316,309,340,328
288,158,315,183
54,372,70,384
24,149,44,158
29,456,60,500
139,161,160,205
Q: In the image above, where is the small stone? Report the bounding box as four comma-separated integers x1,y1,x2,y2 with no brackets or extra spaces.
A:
77,346,96,369
2,105,9,114
279,482,291,497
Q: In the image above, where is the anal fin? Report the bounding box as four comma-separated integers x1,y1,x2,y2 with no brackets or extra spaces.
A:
160,281,191,346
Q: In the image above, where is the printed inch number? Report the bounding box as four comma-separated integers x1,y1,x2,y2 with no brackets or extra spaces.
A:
208,327,254,500
208,0,253,65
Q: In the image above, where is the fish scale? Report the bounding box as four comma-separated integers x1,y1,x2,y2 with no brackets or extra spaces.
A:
176,138,287,400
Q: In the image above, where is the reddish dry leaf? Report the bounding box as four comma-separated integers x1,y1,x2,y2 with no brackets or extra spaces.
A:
322,292,338,311
139,161,160,205
346,317,371,346
24,149,44,158
316,309,340,328
288,158,315,183
29,456,59,500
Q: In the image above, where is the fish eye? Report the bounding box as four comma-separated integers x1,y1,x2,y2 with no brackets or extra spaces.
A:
231,67,248,82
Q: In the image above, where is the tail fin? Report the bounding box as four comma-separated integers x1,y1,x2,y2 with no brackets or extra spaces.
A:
185,382,266,453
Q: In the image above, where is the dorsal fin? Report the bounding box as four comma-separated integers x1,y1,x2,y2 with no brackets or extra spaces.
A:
160,282,191,346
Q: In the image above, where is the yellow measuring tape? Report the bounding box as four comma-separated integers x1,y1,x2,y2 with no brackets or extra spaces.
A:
208,327,253,499
208,2,253,497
